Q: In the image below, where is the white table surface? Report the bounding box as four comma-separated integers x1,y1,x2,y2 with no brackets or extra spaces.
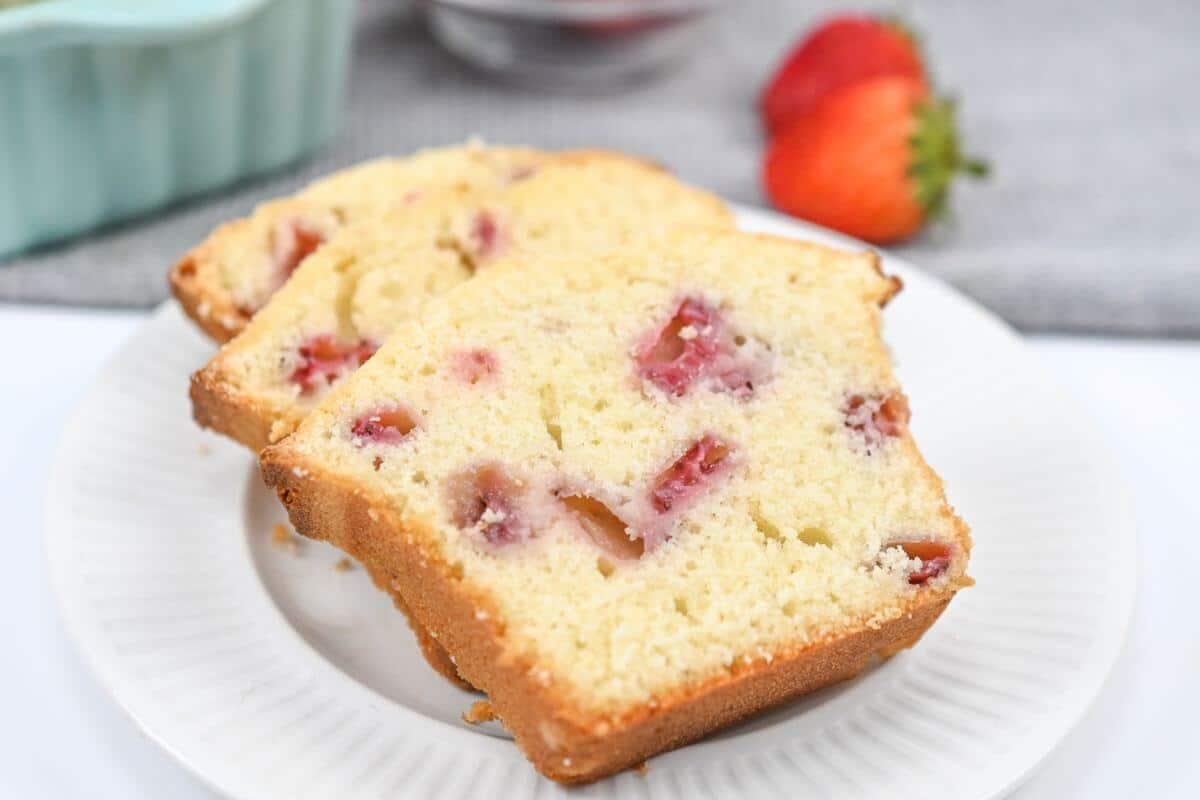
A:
2,303,1197,799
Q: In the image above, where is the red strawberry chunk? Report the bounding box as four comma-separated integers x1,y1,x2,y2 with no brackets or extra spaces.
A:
506,164,538,184
290,335,377,395
447,463,527,547
894,539,954,585
271,217,325,283
451,348,499,385
634,297,770,399
469,211,505,262
637,297,721,396
561,494,644,562
651,434,734,515
844,391,910,451
351,405,420,444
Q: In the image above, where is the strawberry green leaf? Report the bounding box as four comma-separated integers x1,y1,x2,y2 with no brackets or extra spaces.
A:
908,96,989,218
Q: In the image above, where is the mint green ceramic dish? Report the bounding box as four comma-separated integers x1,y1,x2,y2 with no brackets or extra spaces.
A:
0,0,353,257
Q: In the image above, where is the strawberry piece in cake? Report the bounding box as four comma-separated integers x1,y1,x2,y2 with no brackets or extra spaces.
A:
290,335,378,396
447,463,530,548
270,217,326,288
350,405,421,445
634,297,771,399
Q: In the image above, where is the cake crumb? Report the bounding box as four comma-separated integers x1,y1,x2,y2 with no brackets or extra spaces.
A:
334,558,354,572
632,761,649,776
271,523,300,554
197,443,212,456
462,700,497,725
292,466,309,479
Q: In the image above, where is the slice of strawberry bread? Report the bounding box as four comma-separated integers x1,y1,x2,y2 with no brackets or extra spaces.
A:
190,154,730,452
170,143,549,343
261,228,972,783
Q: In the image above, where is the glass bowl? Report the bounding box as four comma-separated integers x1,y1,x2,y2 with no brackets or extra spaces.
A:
423,0,724,89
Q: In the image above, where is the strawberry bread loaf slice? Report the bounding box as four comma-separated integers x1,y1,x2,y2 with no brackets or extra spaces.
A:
170,143,549,343
261,228,972,783
190,154,730,452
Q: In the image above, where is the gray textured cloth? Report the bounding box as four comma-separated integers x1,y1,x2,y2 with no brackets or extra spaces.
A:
1,0,1196,335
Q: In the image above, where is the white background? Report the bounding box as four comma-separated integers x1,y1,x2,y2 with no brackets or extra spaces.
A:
2,304,1197,799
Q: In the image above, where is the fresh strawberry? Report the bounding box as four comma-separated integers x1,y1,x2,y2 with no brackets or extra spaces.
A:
763,76,986,244
761,14,925,136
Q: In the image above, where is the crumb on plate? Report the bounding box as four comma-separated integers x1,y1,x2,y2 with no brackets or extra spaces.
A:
271,523,300,554
461,700,498,725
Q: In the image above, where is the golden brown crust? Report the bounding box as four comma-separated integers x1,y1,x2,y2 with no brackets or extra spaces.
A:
170,258,243,344
192,362,479,687
189,364,280,452
865,249,904,307
261,447,963,785
170,220,256,344
360,561,475,691
552,148,668,175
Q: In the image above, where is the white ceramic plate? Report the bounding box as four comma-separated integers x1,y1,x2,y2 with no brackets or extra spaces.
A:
45,207,1137,800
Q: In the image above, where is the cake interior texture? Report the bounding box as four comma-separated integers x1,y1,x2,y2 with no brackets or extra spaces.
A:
263,229,972,741
193,153,730,450
171,143,549,341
